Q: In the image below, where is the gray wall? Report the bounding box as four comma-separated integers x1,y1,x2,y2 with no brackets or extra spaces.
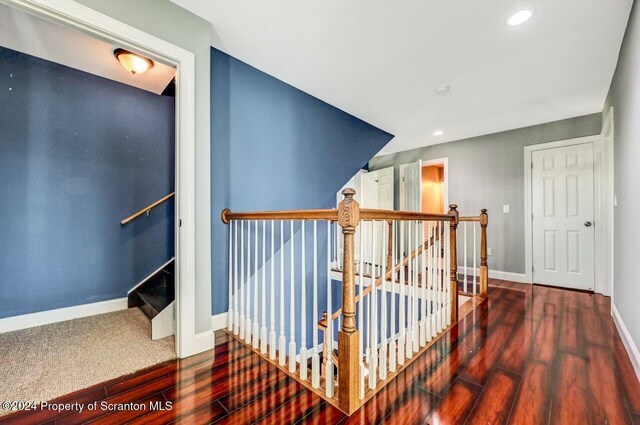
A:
370,113,602,275
73,0,213,333
603,1,640,354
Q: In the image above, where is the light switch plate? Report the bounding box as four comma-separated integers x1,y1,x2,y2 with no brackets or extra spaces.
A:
488,247,492,256
503,205,510,213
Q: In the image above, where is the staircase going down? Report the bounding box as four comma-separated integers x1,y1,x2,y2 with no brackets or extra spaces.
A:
128,260,175,340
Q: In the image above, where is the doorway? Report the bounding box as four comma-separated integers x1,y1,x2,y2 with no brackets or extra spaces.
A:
524,136,612,292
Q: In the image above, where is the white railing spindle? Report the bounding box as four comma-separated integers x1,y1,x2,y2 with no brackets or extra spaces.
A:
326,221,334,397
369,221,377,389
300,221,307,380
289,221,296,372
260,220,267,353
245,220,252,344
240,220,245,340
253,220,259,348
279,221,286,365
269,220,276,359
389,221,397,373
233,220,239,335
312,221,320,388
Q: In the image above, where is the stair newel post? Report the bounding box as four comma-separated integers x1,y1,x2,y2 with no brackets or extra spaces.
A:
448,204,459,324
337,188,360,415
479,209,489,297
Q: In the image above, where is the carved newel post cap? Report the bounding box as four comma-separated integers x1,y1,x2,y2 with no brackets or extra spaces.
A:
449,204,458,211
338,188,359,228
481,209,487,214
342,188,356,198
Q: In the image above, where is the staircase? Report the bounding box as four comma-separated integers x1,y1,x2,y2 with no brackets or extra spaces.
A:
128,259,175,340
220,190,489,415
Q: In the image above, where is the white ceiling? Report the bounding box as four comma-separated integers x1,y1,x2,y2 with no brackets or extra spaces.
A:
0,3,175,95
172,0,632,155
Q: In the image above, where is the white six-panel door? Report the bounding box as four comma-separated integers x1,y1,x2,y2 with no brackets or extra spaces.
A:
532,142,595,290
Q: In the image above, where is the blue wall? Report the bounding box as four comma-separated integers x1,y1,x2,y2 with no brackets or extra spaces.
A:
0,47,175,318
211,47,394,315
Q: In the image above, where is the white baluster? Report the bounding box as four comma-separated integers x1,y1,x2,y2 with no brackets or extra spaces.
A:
300,221,307,380
437,221,443,332
261,220,268,353
405,221,413,359
227,221,233,330
420,220,427,347
253,220,259,348
358,223,365,399
379,221,388,380
279,221,286,365
413,221,420,353
233,220,239,335
473,222,477,295
245,221,252,344
289,221,296,372
389,221,397,373
312,221,320,388
369,221,377,389
240,220,245,339
270,221,276,359
446,221,452,326
464,222,468,293
427,222,434,340
398,221,405,365
326,221,334,397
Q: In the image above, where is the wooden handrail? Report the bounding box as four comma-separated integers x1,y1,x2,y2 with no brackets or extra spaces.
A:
220,207,452,224
459,216,481,222
121,192,175,225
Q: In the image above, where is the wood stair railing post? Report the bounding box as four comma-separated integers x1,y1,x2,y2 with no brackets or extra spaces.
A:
448,204,459,324
337,188,360,415
480,209,489,297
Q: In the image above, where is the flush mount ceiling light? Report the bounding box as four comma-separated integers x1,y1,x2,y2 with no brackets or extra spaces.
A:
435,85,451,96
508,10,533,26
114,48,154,75
433,130,444,136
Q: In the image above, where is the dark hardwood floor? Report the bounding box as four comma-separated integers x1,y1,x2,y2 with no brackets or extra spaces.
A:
2,279,639,424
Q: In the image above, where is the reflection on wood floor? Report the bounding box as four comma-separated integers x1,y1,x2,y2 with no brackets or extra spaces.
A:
2,279,639,424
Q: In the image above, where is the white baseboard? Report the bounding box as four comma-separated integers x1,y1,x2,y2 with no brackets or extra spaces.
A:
212,312,228,331
0,298,128,334
612,303,640,381
457,267,529,284
128,257,175,294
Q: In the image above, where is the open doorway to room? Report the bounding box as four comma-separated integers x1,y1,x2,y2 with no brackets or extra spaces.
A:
0,2,179,411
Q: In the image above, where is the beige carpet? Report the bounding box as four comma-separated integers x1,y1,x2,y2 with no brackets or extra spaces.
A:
0,308,175,415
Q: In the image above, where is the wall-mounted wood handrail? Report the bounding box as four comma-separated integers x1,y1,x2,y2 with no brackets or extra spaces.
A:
121,192,175,225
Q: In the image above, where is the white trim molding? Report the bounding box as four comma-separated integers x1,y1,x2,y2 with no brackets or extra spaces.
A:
3,0,210,358
212,312,228,332
612,303,640,381
458,267,528,284
0,298,128,334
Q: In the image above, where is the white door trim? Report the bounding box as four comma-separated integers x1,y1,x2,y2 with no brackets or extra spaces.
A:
3,0,209,357
524,135,610,293
601,107,615,300
399,157,449,212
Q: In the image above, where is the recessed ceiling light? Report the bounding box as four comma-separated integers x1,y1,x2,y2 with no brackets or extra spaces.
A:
508,10,533,26
435,85,450,96
433,130,444,136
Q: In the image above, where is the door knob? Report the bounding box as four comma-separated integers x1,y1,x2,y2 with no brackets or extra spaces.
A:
584,221,592,227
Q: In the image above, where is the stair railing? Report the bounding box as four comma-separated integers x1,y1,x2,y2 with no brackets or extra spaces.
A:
458,210,489,296
221,189,487,415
